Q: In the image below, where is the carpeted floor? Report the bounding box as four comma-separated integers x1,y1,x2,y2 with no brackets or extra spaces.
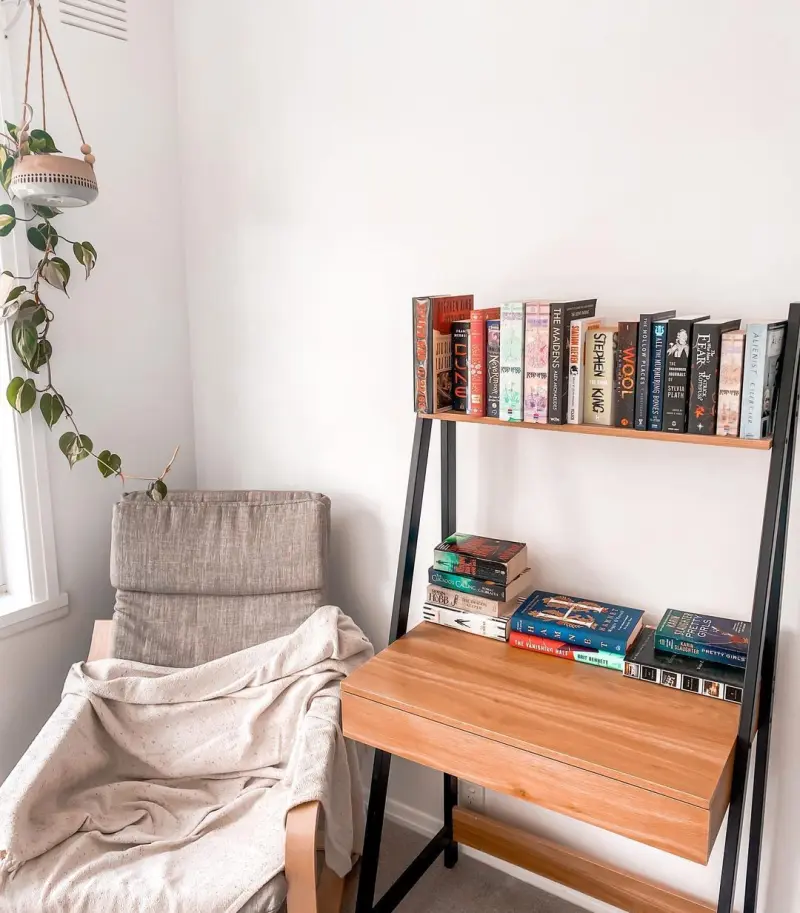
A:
343,821,587,912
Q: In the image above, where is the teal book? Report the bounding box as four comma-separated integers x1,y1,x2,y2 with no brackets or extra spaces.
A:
654,610,749,669
510,590,644,654
499,301,524,421
427,567,524,602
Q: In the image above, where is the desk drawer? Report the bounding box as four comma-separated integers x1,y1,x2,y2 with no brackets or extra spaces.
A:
343,691,729,864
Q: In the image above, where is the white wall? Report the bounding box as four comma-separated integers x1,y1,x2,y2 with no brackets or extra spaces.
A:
174,2,800,910
0,0,196,776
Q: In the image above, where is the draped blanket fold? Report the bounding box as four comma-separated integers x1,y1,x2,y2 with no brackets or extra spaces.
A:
0,605,372,913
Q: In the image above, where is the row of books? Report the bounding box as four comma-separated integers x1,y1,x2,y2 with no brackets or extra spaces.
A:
412,294,786,439
421,532,749,706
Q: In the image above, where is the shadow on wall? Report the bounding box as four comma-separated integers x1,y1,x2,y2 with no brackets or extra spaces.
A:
327,493,388,650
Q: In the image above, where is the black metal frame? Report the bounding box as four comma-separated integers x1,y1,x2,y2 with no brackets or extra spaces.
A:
355,303,800,913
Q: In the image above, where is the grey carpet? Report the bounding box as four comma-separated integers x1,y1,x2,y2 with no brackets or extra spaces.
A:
343,820,587,912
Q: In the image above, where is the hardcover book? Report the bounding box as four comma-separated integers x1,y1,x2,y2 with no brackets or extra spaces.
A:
451,320,470,412
423,604,509,641
412,294,474,413
740,321,787,440
500,301,525,422
548,299,597,424
510,590,644,654
509,631,624,672
647,320,669,430
663,315,710,433
614,320,638,428
688,319,741,435
583,326,618,426
655,609,750,669
428,567,532,603
635,309,676,429
524,300,550,423
433,533,527,585
467,308,500,417
716,329,746,436
486,318,501,418
426,583,531,618
567,316,602,424
624,627,743,704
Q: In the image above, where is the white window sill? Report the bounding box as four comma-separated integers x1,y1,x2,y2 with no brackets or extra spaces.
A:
0,592,69,638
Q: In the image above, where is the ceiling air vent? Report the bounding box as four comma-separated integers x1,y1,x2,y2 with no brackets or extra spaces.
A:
59,0,127,42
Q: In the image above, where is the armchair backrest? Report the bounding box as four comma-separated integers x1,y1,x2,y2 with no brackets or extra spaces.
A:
110,490,330,666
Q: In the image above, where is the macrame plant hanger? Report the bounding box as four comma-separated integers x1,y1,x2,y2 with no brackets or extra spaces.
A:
10,0,98,207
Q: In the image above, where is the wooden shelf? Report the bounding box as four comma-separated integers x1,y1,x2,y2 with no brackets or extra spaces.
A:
342,622,739,864
420,411,772,449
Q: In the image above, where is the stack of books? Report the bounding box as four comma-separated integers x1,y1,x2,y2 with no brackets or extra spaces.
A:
412,295,786,440
507,591,644,672
624,611,749,704
423,534,533,641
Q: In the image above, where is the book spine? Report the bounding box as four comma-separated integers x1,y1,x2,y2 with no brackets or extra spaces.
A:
634,316,653,430
451,321,469,412
614,321,638,428
654,634,747,669
426,584,511,617
432,552,510,584
547,303,565,424
524,303,549,423
467,313,487,416
740,325,766,439
509,615,627,653
716,332,745,436
663,319,693,433
509,632,624,671
486,319,501,418
423,605,508,641
412,297,432,413
647,322,668,430
584,329,616,426
428,568,508,600
567,321,588,424
500,302,524,421
760,326,787,438
688,325,722,434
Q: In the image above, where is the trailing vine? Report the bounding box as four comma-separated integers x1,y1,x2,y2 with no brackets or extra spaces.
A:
0,120,176,500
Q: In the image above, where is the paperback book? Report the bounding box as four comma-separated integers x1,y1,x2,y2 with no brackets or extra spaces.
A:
647,319,669,431
428,567,532,603
486,318,501,418
663,315,710,433
740,321,787,440
510,590,644,654
584,326,617,426
412,294,474,413
624,627,743,704
500,301,525,421
423,604,509,641
524,300,549,423
635,309,676,430
426,583,530,617
655,609,750,669
467,309,499,417
688,318,741,434
451,320,470,412
567,315,602,424
548,299,597,424
509,631,624,672
716,329,746,437
614,320,638,429
433,533,527,585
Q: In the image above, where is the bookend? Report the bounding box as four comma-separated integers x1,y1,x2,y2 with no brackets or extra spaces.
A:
354,302,800,913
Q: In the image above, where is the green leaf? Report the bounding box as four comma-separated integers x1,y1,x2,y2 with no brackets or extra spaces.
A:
4,122,17,141
11,318,39,369
31,338,51,371
17,299,46,326
32,205,61,219
39,392,64,428
1,155,14,194
29,129,60,154
41,257,70,293
59,431,92,468
6,377,36,413
5,285,25,304
0,202,16,237
73,241,97,279
27,225,48,251
148,479,168,502
96,449,122,478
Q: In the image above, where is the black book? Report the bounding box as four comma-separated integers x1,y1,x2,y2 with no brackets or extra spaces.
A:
451,320,469,413
486,318,501,418
548,299,597,424
624,627,743,704
614,320,638,428
634,309,676,429
662,315,710,433
687,318,741,434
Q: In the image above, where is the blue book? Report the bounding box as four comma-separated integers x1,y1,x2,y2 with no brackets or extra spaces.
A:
655,610,749,669
647,320,669,430
509,590,644,655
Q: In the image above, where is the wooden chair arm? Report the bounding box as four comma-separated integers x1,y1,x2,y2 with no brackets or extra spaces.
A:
87,620,114,661
285,801,345,913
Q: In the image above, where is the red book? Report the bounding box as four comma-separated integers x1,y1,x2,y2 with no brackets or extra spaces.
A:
412,294,474,413
467,308,500,417
508,631,623,671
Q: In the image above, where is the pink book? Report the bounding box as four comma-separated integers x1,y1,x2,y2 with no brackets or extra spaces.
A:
524,301,550,423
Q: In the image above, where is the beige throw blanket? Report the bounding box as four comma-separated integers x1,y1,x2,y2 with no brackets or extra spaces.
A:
0,605,372,913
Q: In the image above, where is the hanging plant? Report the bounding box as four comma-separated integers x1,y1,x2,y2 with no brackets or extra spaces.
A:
0,1,176,501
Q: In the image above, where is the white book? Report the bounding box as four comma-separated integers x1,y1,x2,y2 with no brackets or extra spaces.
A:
567,316,602,424
422,604,509,641
499,302,525,422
